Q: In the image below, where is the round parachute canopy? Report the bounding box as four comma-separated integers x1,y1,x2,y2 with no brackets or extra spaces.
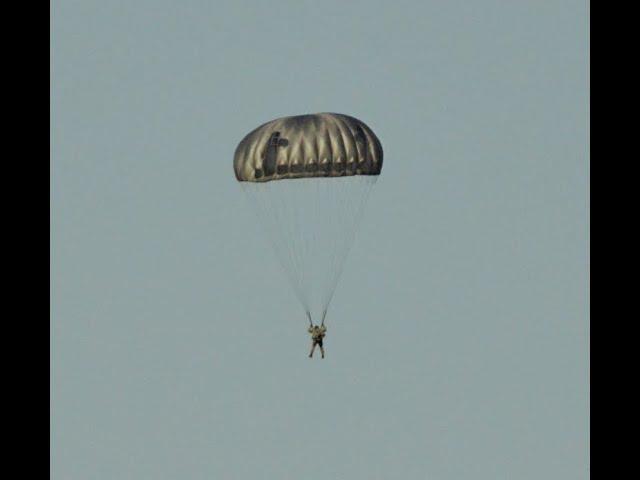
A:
234,113,383,182
234,113,383,326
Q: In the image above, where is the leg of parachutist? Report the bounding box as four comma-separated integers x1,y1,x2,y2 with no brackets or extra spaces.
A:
320,345,325,359
309,342,316,358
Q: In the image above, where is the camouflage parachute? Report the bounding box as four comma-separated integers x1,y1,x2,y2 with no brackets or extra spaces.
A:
235,113,383,327
234,113,382,182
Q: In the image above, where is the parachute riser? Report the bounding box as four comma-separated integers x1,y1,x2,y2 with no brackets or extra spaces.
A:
306,310,327,327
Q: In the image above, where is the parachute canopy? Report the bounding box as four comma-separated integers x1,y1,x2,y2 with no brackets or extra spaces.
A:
234,113,383,182
235,113,383,326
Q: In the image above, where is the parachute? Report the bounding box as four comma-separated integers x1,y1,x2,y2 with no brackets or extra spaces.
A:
234,113,383,326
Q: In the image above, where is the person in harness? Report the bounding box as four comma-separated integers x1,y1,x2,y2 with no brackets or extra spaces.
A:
308,323,327,359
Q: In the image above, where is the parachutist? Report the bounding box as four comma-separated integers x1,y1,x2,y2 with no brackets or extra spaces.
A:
235,114,382,350
308,324,327,358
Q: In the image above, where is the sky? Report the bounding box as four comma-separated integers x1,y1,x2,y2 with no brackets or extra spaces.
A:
51,1,589,479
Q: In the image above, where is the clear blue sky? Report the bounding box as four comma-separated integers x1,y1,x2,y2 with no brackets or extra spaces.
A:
51,1,589,478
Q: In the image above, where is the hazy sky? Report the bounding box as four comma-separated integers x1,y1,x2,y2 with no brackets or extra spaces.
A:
51,1,589,478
